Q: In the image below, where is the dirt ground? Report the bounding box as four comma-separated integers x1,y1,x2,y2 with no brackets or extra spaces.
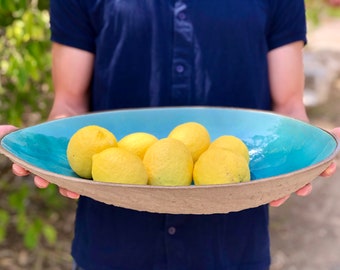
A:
270,19,340,270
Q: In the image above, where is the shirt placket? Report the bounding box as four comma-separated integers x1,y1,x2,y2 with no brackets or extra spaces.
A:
164,214,189,270
164,4,194,268
171,0,193,105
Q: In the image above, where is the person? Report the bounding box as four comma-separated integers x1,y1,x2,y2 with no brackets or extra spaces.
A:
1,1,339,269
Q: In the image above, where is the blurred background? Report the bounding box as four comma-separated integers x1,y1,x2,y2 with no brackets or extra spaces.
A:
270,2,340,269
0,1,340,269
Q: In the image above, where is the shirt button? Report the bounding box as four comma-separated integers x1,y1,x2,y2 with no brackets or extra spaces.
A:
175,65,184,73
178,12,186,20
168,226,176,235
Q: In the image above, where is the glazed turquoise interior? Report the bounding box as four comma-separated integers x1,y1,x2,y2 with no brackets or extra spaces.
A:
1,107,337,180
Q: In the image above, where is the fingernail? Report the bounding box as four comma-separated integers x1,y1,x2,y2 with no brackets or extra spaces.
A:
67,191,80,199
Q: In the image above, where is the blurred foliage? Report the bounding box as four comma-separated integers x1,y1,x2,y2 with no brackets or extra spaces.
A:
0,157,69,251
0,0,68,253
1,171,61,249
305,0,340,26
0,0,53,127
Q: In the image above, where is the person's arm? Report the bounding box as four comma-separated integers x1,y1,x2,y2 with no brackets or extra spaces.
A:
49,42,94,119
13,42,95,199
267,41,338,206
268,41,308,121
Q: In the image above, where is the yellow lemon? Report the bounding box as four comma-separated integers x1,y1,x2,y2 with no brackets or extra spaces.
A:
168,122,210,162
193,148,250,185
118,132,158,159
92,147,148,185
143,138,193,186
67,125,117,179
209,135,250,163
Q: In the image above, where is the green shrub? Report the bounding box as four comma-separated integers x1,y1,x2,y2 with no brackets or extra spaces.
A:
0,0,52,126
0,0,67,252
305,0,340,26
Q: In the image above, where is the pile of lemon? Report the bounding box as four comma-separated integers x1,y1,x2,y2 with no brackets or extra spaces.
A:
66,122,251,186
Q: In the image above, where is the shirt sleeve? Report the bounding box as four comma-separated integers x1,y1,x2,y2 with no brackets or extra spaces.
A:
266,0,307,51
50,0,96,53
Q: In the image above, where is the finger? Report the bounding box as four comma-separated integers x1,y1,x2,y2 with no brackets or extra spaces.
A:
12,163,30,176
34,176,50,189
269,194,290,207
295,183,313,196
0,125,17,138
66,190,80,199
331,127,340,140
59,187,80,199
320,161,337,177
59,187,68,197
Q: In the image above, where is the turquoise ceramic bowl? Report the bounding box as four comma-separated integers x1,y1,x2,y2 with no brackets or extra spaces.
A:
0,107,338,214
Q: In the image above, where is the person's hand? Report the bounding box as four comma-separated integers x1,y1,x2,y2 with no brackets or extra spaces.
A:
0,125,18,138
270,127,340,207
12,164,80,199
0,124,80,199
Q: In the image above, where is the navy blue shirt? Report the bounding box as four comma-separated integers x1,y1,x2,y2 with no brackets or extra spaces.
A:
50,1,306,269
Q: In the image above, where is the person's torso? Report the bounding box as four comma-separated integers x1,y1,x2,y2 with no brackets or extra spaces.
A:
88,0,272,111
73,198,270,270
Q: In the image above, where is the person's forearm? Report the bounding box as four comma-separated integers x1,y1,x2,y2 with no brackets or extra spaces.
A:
272,99,309,123
48,43,94,121
268,41,308,122
48,90,89,121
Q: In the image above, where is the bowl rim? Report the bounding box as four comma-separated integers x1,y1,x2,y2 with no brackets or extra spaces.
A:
1,106,338,191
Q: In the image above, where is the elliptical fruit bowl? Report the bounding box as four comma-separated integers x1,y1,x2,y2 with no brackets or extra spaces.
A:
0,107,338,214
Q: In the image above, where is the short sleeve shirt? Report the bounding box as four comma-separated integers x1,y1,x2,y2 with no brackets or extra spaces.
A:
50,1,306,269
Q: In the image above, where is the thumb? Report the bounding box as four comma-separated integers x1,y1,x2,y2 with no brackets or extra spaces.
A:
0,125,18,138
331,127,340,140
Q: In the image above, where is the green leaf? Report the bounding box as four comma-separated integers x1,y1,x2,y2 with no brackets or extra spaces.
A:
16,211,28,233
0,209,10,243
42,224,57,245
24,221,41,249
8,185,29,211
